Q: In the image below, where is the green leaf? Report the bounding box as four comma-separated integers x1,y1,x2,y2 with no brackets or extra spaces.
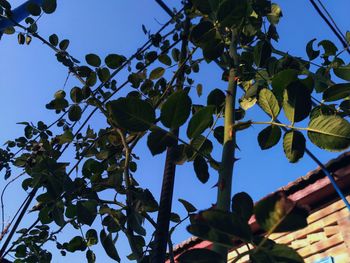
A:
70,87,83,103
187,106,214,139
188,135,213,160
82,159,104,178
57,129,73,145
231,192,253,222
258,88,280,119
68,105,82,122
254,192,308,233
54,90,66,99
200,209,252,241
323,83,350,102
160,90,192,129
107,97,155,132
271,69,299,102
0,0,11,10
254,41,272,68
18,33,25,45
334,65,350,81
318,40,338,57
178,199,197,213
193,156,209,184
158,54,172,66
77,200,98,226
149,67,165,80
67,236,87,252
49,34,59,46
86,250,96,263
283,80,311,123
178,249,224,263
100,230,120,262
207,89,225,112
59,39,70,51
42,0,57,14
190,21,216,47
147,128,176,155
283,130,305,163
86,229,98,246
217,0,248,28
308,115,350,151
214,126,224,144
191,0,213,15
86,54,101,67
202,38,225,61
97,67,111,82
27,2,41,16
267,3,282,24
306,38,320,60
105,54,126,69
258,125,281,150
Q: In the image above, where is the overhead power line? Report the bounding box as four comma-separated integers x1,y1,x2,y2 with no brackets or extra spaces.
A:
309,0,350,55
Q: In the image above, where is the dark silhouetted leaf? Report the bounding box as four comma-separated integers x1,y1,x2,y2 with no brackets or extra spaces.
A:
147,128,176,155
283,80,311,123
283,130,305,163
306,38,320,60
100,230,120,262
258,125,281,150
187,106,214,138
107,97,155,132
193,156,209,183
160,90,192,129
68,105,82,122
42,0,57,14
178,199,197,213
323,83,350,102
86,54,101,67
105,54,126,69
231,192,253,221
77,200,97,226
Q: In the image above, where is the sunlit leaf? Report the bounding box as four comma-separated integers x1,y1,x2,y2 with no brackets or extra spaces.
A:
258,88,280,119
308,115,350,151
254,192,308,233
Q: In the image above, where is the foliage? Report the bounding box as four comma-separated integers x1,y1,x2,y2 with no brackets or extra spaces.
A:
0,0,350,262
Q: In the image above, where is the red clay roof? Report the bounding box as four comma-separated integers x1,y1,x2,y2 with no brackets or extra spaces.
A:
170,151,350,258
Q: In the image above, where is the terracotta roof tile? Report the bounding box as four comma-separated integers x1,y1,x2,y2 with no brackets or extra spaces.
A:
170,151,350,256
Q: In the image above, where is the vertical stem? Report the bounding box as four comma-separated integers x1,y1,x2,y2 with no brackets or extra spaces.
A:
116,129,142,262
152,4,191,262
213,30,239,258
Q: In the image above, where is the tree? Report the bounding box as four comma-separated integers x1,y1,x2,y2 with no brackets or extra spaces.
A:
0,0,350,262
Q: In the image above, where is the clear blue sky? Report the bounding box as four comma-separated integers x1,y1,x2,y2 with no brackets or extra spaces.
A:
0,1,349,262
